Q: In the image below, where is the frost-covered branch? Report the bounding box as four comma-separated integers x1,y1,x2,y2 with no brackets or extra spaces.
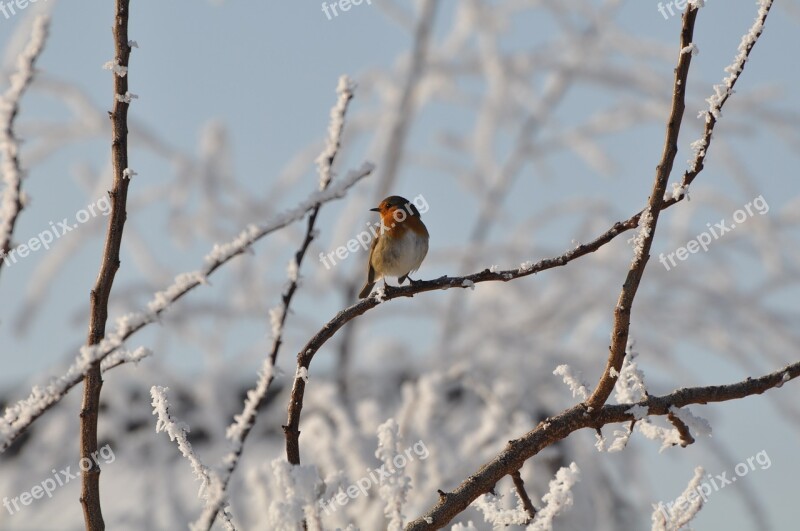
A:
0,16,49,279
527,463,580,531
651,467,705,531
375,419,412,531
150,386,234,531
196,75,357,531
682,0,774,181
404,361,799,529
0,162,372,454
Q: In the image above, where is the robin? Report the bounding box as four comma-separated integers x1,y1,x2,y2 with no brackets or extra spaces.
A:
359,196,429,298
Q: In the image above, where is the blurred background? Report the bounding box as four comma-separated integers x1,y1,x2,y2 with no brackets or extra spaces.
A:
1,0,799,529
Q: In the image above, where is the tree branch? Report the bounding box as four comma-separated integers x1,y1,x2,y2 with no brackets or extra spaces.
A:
585,6,698,412
80,2,133,528
404,362,799,530
0,16,50,279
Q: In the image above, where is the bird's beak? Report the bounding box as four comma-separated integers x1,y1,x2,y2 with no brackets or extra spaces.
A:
369,207,380,212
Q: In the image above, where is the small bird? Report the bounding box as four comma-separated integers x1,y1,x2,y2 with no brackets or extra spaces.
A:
359,195,429,298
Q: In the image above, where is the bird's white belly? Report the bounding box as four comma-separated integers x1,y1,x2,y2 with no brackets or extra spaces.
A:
376,230,428,278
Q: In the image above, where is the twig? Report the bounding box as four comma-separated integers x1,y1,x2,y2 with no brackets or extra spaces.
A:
404,362,799,530
80,2,133,529
510,470,536,523
681,0,774,189
0,163,372,454
585,6,698,412
0,16,49,278
194,76,356,531
667,411,695,447
149,387,235,531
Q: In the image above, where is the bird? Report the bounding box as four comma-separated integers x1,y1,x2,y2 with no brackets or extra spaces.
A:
359,195,429,299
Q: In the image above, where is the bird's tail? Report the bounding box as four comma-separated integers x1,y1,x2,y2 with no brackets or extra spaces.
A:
358,282,374,299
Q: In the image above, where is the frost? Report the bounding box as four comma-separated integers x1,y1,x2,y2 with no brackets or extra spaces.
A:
375,419,412,531
628,208,653,264
652,467,705,531
681,43,699,56
553,365,590,400
462,279,475,290
316,75,355,190
115,92,139,103
102,59,128,77
474,491,529,526
627,404,649,420
669,406,712,438
296,366,309,383
527,463,580,530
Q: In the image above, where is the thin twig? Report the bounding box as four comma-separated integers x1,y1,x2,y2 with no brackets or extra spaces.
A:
404,362,799,530
667,412,695,447
194,76,356,531
80,2,133,529
0,16,49,279
510,470,537,523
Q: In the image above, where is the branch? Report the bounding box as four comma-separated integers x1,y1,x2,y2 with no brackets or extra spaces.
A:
194,75,357,531
404,362,799,530
681,0,774,188
0,161,373,454
585,5,698,411
510,470,536,523
0,16,49,279
149,387,235,531
80,3,133,528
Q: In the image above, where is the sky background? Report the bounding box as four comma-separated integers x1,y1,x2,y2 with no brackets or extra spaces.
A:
1,1,798,529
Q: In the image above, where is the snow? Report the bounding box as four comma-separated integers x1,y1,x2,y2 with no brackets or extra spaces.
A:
115,92,138,103
680,43,699,56
627,404,649,420
527,463,580,530
628,207,653,264
553,365,590,400
375,419,412,531
474,491,529,526
102,59,128,77
669,406,712,438
614,341,647,404
150,386,215,500
651,467,705,530
0,16,49,263
316,75,355,190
